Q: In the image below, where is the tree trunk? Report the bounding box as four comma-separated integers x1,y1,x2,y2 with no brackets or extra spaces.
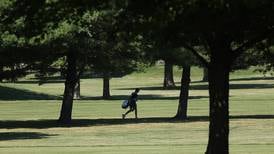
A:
11,66,17,82
102,72,110,99
0,65,3,82
202,67,208,82
174,65,191,120
206,46,230,154
58,51,77,124
163,61,176,88
74,79,80,99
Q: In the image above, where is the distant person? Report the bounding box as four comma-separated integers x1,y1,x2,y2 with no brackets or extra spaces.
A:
122,88,140,119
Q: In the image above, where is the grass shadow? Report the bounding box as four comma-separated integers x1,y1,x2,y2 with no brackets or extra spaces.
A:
190,84,274,90
1,115,274,129
118,83,274,91
13,80,65,84
0,85,207,101
0,132,55,141
230,76,274,81
0,118,192,129
0,86,61,100
81,95,208,100
178,76,274,84
116,87,180,91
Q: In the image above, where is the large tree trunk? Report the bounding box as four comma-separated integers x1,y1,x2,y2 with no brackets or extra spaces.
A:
202,67,208,82
206,45,230,154
74,79,80,100
58,51,77,124
163,61,176,88
174,65,191,120
102,72,110,99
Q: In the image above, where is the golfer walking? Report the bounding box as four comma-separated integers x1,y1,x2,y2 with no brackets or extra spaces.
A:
122,88,140,119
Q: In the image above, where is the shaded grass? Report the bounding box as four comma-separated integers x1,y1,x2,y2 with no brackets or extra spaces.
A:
0,132,54,141
81,95,207,101
0,85,60,100
1,115,274,129
117,83,274,91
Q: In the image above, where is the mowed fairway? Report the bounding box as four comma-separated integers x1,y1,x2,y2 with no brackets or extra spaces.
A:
0,66,274,154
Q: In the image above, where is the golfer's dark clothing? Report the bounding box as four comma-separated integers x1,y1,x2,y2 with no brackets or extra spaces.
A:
129,92,138,109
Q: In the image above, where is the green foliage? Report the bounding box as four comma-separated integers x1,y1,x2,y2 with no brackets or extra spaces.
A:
1,31,26,48
0,0,149,82
127,0,274,62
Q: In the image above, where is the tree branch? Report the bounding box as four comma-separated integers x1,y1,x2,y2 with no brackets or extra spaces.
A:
182,43,209,68
232,29,274,60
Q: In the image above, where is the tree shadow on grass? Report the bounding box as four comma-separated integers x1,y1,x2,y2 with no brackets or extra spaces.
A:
0,86,61,100
118,83,274,91
177,76,274,84
0,132,55,141
1,115,274,129
0,85,207,101
81,95,208,101
230,76,274,81
13,80,65,84
116,87,180,91
0,118,196,129
190,83,274,90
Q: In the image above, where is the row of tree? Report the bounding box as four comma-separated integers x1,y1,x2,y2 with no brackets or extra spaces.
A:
1,1,274,154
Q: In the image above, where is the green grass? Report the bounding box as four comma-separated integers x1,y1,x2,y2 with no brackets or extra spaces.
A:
0,65,274,154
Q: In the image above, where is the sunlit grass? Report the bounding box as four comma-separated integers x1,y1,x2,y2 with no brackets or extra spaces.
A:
0,65,274,153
